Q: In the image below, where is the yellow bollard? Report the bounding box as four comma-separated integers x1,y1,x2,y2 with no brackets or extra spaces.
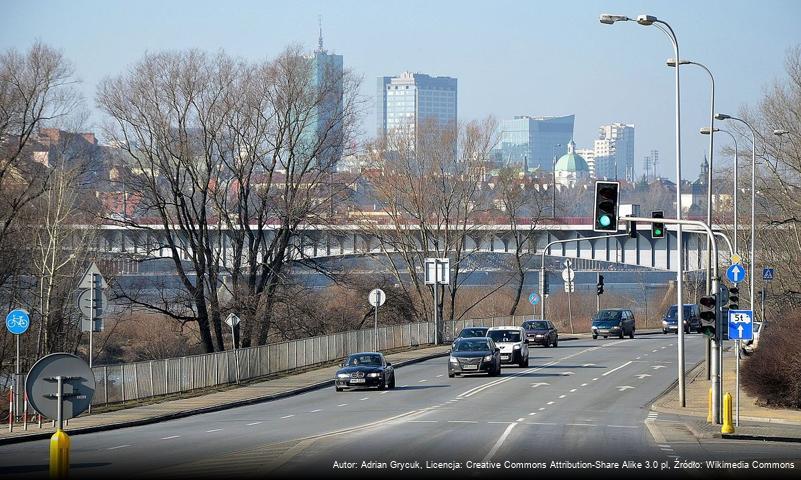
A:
721,392,735,434
707,387,713,423
49,429,70,479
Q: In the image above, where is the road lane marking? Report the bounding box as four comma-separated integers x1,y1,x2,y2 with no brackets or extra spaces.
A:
581,383,588,387
592,378,599,381
617,386,635,392
437,374,444,377
528,413,537,416
538,407,546,411
419,379,428,383
246,421,263,426
337,404,348,407
636,374,652,379
653,349,659,353
483,422,518,461
360,397,370,401
526,422,557,425
488,421,514,424
107,445,131,450
161,435,180,440
652,365,667,370
659,444,671,448
448,420,478,424
281,415,295,419
205,429,222,433
559,395,566,398
569,389,577,392
379,391,388,395
408,420,438,423
309,409,322,413
547,401,555,405
602,361,633,377
567,423,595,427
516,418,526,422
607,425,638,429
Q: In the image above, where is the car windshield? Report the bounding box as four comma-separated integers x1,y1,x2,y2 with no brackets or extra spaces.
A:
487,330,521,343
345,354,383,367
458,328,488,338
523,321,549,330
454,339,491,352
666,305,693,319
593,311,622,322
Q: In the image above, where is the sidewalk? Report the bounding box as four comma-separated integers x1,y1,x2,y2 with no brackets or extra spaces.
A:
652,345,801,442
0,345,453,445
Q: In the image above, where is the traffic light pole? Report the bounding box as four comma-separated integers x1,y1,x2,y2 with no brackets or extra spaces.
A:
539,233,629,321
622,216,720,413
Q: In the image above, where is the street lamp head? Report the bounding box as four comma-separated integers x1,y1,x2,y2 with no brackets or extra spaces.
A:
600,14,630,24
666,58,690,67
714,113,731,121
774,129,790,136
636,14,657,25
700,127,719,135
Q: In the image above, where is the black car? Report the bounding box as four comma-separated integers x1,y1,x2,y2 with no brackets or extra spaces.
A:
452,327,489,345
591,309,635,339
448,338,501,377
334,352,395,391
522,320,559,347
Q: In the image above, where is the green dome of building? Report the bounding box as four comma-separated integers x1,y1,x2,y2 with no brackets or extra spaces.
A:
554,140,589,172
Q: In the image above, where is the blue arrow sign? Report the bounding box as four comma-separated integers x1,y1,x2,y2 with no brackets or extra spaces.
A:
5,309,30,335
726,264,746,284
728,309,753,341
762,268,774,281
528,292,540,306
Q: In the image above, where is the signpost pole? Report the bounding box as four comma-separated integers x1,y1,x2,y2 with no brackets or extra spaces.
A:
374,301,379,351
15,334,20,419
231,321,240,384
433,281,439,345
49,375,70,480
736,339,740,426
89,275,94,370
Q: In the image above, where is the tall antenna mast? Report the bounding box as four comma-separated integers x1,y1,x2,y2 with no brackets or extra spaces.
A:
318,15,324,52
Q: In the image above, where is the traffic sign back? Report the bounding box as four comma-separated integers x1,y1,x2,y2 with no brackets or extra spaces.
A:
25,353,95,420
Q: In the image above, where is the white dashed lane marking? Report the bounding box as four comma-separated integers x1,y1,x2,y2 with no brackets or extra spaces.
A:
246,421,262,426
337,404,348,407
360,397,370,401
161,435,180,440
107,445,131,450
281,415,295,419
559,395,566,399
206,429,222,433
547,401,555,405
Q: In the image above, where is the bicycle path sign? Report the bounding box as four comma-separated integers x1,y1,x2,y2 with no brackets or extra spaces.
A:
6,309,30,335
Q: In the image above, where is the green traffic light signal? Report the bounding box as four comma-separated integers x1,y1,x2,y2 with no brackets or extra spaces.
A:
651,211,665,239
599,214,611,227
593,181,619,233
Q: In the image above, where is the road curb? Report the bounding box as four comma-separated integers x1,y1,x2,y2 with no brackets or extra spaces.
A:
0,349,450,446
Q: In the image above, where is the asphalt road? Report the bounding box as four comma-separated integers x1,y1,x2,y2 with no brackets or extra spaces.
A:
1,334,799,479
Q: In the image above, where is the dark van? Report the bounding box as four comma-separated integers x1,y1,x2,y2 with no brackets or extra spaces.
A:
662,304,702,334
591,309,635,339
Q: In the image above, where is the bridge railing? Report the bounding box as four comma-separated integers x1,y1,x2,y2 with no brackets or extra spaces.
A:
90,322,436,406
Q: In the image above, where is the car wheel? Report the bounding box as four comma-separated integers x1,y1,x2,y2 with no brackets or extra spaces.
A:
378,379,386,391
448,372,454,378
592,334,597,339
389,374,396,389
603,335,608,338
619,331,624,339
520,356,529,368
629,329,634,339
663,330,667,334
553,339,558,347
335,386,343,392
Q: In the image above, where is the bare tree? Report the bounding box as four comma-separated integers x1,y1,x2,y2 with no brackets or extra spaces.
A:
0,41,81,287
361,117,497,340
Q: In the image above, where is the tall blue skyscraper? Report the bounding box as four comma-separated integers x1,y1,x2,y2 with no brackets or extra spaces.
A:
306,27,343,168
496,115,575,172
377,72,457,140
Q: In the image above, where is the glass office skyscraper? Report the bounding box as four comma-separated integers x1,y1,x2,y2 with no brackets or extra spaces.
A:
496,115,574,172
377,72,457,139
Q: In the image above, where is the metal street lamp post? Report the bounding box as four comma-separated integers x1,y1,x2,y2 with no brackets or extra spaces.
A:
600,13,688,408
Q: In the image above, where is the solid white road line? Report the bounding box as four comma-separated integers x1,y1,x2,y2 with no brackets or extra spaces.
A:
602,361,633,377
483,422,518,462
161,435,180,440
205,429,223,433
107,445,131,450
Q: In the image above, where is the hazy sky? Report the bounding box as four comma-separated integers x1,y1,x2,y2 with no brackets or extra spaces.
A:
3,0,800,181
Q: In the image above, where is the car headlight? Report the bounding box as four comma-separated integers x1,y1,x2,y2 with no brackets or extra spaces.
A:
449,357,458,364
536,334,544,338
483,355,493,362
592,326,598,330
662,320,668,325
367,373,381,378
513,345,521,350
337,373,349,379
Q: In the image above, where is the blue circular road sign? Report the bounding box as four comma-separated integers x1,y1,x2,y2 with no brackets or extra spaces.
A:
6,309,30,335
528,292,540,305
726,264,746,284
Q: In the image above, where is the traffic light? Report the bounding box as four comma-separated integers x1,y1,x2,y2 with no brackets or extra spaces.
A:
699,294,717,337
627,220,637,238
542,273,550,295
593,181,620,232
597,275,605,295
728,286,739,311
651,211,665,239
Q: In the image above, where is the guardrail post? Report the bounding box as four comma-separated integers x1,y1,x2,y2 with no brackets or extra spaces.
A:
149,361,154,398
165,360,169,395
133,364,140,400
103,366,109,405
121,366,126,404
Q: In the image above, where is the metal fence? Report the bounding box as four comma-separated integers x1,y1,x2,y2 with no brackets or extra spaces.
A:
88,316,540,406
90,321,437,406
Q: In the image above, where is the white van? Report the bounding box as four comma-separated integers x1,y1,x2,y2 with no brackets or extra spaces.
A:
486,326,529,367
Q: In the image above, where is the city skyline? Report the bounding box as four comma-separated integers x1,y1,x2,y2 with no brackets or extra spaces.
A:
3,0,800,182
